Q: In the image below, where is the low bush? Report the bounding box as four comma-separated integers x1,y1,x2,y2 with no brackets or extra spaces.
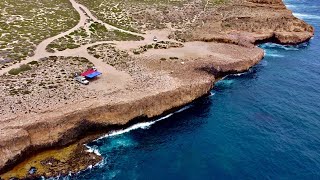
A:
169,57,179,60
133,51,140,54
8,64,32,75
27,61,39,65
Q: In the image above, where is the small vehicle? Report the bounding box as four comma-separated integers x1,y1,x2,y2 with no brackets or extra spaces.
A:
75,76,89,85
153,36,158,42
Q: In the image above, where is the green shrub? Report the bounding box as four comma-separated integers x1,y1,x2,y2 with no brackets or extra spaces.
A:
22,90,31,95
8,64,32,75
27,61,39,65
8,68,21,75
19,64,31,71
80,58,90,63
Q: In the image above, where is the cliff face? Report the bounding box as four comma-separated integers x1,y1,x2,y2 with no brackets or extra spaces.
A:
173,0,314,46
0,44,264,176
0,0,314,177
0,80,215,175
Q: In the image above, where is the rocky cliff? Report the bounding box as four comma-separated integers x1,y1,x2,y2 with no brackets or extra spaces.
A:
0,44,264,177
171,0,314,46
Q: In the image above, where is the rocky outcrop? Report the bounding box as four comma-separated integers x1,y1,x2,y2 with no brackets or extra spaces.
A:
0,79,214,175
172,0,314,46
274,31,313,44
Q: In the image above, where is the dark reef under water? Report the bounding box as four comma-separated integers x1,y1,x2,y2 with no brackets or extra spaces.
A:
59,0,320,179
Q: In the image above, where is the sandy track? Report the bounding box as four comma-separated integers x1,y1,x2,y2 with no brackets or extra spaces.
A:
0,0,142,79
75,0,143,37
0,0,155,94
0,0,183,94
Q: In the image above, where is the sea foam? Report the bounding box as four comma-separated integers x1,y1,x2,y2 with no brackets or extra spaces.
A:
285,4,296,9
85,144,102,156
265,53,285,58
293,13,320,20
94,104,193,141
209,91,216,96
260,43,300,51
231,71,250,77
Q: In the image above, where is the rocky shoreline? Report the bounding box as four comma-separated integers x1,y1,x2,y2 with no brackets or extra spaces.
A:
0,0,314,179
1,43,265,179
0,42,310,179
0,41,292,179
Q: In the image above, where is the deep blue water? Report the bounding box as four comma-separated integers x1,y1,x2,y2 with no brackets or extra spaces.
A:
72,1,320,179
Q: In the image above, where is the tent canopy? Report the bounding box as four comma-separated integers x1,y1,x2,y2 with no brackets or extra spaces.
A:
81,69,95,77
81,68,102,79
85,71,102,79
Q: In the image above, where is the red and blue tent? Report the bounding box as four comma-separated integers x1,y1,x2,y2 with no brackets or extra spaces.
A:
81,69,102,79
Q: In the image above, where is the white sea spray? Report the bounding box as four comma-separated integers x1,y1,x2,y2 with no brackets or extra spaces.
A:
293,13,320,20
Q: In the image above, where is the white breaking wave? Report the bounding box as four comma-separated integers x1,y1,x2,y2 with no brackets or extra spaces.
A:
209,91,215,96
86,165,93,170
260,43,300,51
98,121,160,139
231,71,249,77
265,53,285,58
94,105,193,141
85,144,102,156
175,105,192,113
218,79,234,85
293,13,320,20
285,4,296,9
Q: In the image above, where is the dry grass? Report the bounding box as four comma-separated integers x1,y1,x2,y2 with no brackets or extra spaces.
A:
87,43,131,68
0,0,79,69
76,0,227,32
0,56,97,119
46,22,144,52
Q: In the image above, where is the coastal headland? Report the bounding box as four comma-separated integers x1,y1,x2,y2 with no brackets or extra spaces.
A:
0,0,314,179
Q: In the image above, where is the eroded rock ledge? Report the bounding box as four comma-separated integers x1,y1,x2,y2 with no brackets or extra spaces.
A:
0,41,310,179
0,41,282,179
